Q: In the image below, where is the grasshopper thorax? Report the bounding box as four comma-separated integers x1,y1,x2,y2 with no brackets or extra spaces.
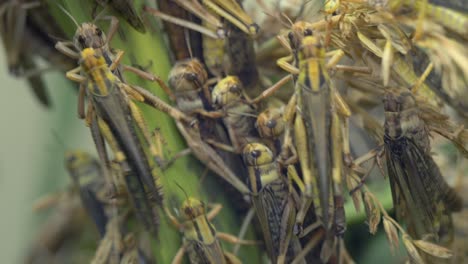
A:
383,89,422,138
298,35,325,62
211,76,243,108
80,48,116,95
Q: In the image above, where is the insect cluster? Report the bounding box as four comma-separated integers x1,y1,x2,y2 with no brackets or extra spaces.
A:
3,0,467,263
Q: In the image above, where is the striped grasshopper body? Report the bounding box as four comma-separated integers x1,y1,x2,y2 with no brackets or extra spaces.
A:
243,143,305,264
166,198,254,264
294,35,348,233
383,88,462,244
69,48,163,236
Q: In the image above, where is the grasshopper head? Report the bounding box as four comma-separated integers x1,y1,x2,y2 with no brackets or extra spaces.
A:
287,21,314,51
242,143,274,166
256,107,285,139
211,76,243,109
74,23,108,51
168,59,208,93
181,198,206,220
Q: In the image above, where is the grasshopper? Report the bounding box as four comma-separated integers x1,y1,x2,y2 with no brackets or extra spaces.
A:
144,2,226,78
65,150,109,237
66,150,154,263
167,58,250,196
0,0,75,107
92,0,146,33
25,192,86,263
243,143,305,264
66,47,191,237
383,88,462,244
55,8,173,99
157,0,203,61
165,197,257,264
210,76,259,153
145,0,259,89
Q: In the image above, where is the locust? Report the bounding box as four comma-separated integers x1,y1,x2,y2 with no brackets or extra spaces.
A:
92,0,146,33
290,33,351,234
0,0,75,107
66,150,154,263
157,0,203,61
66,47,184,237
167,58,250,196
25,191,86,263
210,76,259,153
55,8,173,100
383,88,462,244
144,2,226,78
165,197,257,264
65,150,109,237
243,143,305,264
145,0,259,89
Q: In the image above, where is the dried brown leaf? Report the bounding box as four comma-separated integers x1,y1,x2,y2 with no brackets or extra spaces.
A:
383,216,399,254
347,173,362,212
363,192,380,234
402,235,424,264
413,240,453,259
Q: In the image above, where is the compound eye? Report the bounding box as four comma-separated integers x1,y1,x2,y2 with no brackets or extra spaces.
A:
266,119,277,128
95,28,102,37
78,35,86,47
288,32,294,41
304,28,313,36
230,85,241,94
250,150,261,158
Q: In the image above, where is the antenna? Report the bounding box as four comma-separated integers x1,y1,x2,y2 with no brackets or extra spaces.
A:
56,3,80,28
174,181,189,200
184,28,194,59
92,5,109,24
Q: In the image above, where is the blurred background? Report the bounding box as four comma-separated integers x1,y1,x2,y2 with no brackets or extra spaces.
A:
0,48,96,263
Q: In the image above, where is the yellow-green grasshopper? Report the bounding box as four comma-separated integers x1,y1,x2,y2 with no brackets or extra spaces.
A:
66,47,192,237
66,150,154,263
55,7,174,101
165,197,258,264
65,150,109,237
243,143,305,264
